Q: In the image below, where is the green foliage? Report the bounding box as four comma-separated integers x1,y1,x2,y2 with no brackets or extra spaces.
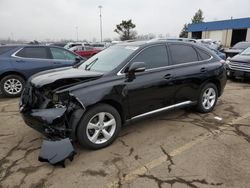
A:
114,19,137,41
191,9,204,24
179,24,188,38
179,9,205,38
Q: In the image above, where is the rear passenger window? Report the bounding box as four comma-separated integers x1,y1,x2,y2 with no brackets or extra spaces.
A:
132,45,168,69
16,47,48,59
197,48,211,60
169,44,198,64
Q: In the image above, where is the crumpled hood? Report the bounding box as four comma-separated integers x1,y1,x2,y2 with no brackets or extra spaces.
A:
30,67,103,89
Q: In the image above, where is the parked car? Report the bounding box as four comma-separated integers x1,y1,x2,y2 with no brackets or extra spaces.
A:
0,45,85,97
224,41,250,58
20,40,227,151
196,39,223,51
69,45,102,59
90,43,106,50
48,43,67,48
208,48,226,60
226,46,250,79
198,43,225,60
64,42,90,49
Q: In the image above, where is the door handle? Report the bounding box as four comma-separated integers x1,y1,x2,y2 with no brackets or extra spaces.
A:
164,74,172,80
16,59,25,63
53,62,62,65
200,67,207,73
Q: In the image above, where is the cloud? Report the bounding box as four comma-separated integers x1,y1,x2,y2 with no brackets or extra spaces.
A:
0,0,249,41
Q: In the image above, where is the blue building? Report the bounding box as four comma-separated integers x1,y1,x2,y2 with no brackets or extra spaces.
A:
188,17,250,47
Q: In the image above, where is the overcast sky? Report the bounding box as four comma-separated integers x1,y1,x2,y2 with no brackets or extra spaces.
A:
0,0,249,41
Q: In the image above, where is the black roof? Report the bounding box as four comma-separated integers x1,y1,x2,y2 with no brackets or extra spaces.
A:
116,40,210,51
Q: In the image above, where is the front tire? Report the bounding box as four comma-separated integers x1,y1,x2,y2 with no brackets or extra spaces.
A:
77,104,121,149
0,74,25,97
196,83,218,113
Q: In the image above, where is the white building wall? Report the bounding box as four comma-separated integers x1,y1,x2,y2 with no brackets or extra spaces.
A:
208,30,223,42
246,28,250,42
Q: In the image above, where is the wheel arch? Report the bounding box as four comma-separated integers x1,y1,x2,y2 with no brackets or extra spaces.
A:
201,79,221,97
96,99,125,124
0,71,27,81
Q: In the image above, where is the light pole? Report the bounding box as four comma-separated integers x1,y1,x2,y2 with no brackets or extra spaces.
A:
76,26,78,41
98,5,103,42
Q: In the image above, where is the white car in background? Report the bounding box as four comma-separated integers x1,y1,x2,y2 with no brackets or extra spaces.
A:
64,42,90,49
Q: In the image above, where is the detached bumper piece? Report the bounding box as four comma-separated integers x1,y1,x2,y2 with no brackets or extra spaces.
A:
38,138,76,167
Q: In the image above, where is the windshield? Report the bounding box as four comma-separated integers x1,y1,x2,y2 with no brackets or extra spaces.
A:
79,45,138,72
241,47,250,55
232,42,250,49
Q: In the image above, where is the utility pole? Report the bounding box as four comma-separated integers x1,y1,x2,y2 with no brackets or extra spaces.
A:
98,5,103,42
76,26,78,41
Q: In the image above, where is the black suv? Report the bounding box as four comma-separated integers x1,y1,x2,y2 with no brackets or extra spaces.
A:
20,41,227,149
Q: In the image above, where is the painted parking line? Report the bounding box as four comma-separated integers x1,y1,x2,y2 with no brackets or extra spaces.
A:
106,112,250,188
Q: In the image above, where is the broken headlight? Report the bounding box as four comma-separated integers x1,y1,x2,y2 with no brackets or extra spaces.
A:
49,91,70,108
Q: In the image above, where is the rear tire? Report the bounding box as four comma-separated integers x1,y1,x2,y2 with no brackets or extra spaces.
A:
196,83,218,113
77,104,121,149
0,74,25,97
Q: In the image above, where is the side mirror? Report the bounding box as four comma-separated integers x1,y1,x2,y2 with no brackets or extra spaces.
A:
128,62,146,73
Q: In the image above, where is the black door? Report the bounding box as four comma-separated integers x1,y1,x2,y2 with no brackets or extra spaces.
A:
126,45,175,118
168,43,210,103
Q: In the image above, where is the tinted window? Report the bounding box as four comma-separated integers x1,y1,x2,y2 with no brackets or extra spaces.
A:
79,45,136,72
16,47,48,59
132,45,168,69
169,44,198,64
50,48,76,60
197,48,211,60
0,46,16,55
241,47,250,55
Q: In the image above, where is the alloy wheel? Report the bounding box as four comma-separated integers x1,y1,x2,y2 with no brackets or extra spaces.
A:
4,78,23,95
86,112,116,144
202,88,216,110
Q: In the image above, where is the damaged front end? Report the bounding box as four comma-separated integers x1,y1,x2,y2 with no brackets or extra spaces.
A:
20,86,85,167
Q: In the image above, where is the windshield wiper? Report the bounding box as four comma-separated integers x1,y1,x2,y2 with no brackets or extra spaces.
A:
85,58,98,71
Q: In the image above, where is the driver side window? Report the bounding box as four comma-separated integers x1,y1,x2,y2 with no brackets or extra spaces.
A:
131,45,169,69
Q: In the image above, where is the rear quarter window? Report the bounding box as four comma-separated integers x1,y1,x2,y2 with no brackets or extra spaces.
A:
196,48,211,60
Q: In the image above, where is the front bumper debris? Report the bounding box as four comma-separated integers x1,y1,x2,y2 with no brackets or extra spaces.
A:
39,138,76,167
21,107,68,137
20,87,86,167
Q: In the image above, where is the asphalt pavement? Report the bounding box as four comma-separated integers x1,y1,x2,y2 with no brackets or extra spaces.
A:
0,80,250,188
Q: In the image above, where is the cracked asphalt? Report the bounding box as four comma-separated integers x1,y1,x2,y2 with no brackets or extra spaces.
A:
0,80,250,188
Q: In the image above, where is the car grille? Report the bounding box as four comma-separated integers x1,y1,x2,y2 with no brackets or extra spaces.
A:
228,61,250,72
